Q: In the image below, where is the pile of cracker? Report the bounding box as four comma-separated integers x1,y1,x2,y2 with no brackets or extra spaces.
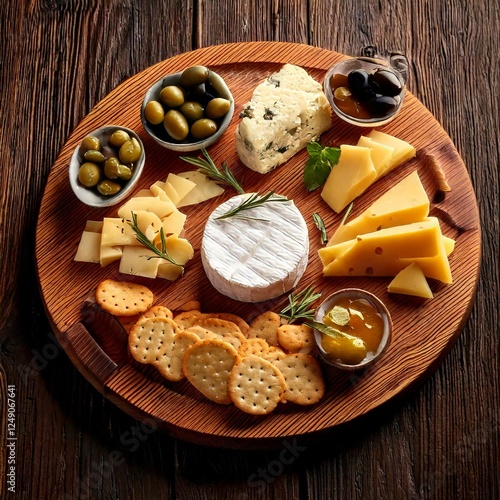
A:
96,279,325,416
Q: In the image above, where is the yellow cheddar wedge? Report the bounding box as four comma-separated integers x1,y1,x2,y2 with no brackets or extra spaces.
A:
442,236,455,257
388,263,434,299
365,130,416,175
320,217,452,283
74,231,101,263
321,145,377,213
328,171,429,245
357,135,395,177
119,246,161,279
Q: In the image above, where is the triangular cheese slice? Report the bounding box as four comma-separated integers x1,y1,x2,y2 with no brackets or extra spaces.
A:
388,263,433,299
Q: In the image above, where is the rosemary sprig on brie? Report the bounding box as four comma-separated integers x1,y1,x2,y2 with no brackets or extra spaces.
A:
280,286,322,324
215,192,289,221
179,148,244,194
129,212,183,267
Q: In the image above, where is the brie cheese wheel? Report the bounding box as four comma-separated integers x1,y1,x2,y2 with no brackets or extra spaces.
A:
201,194,309,302
235,64,332,174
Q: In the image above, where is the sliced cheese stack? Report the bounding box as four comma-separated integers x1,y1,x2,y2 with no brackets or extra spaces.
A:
318,172,455,289
74,172,223,280
235,64,332,174
321,131,416,213
201,194,309,302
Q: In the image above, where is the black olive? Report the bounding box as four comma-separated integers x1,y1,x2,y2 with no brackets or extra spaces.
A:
369,69,402,97
347,69,374,101
369,95,398,117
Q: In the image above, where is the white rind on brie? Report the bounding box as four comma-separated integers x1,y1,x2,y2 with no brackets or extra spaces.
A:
235,64,332,174
201,194,309,303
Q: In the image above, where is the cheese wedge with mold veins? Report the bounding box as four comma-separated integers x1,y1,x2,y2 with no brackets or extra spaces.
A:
319,217,452,283
321,145,377,213
201,193,309,302
235,64,332,174
328,171,430,245
388,263,434,299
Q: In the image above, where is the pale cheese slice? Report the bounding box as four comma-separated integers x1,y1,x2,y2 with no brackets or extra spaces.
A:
388,263,434,299
119,246,161,279
135,189,155,198
84,220,103,233
101,218,137,246
176,171,224,207
366,130,416,175
100,245,123,267
156,234,194,281
166,173,196,202
328,171,429,245
162,209,187,235
321,145,377,213
149,181,173,202
74,231,101,263
356,135,395,177
117,196,176,221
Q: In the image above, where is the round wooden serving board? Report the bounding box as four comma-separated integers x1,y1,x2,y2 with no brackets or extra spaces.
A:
36,42,481,449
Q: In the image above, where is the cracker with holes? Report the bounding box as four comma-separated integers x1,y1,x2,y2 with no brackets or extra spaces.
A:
96,279,154,316
238,338,270,358
136,305,173,325
203,313,250,336
194,317,246,350
174,310,206,330
277,323,315,354
228,354,287,415
274,353,325,405
248,311,281,346
129,317,193,382
261,345,287,364
183,339,238,404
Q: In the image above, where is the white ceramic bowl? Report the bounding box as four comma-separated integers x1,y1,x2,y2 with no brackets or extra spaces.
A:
69,125,145,208
313,288,392,371
323,57,406,127
140,69,234,152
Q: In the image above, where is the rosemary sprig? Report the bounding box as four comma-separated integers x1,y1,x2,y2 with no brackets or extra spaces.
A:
179,148,244,194
339,202,354,227
215,192,289,221
279,287,322,324
128,212,183,267
312,212,328,245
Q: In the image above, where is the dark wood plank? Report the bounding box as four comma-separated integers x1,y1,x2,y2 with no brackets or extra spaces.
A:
0,0,498,499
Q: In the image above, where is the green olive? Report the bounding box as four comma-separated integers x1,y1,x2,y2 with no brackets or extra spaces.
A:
80,136,101,153
190,118,217,139
78,162,102,187
163,110,189,141
83,149,106,163
119,138,142,163
103,157,120,179
180,101,204,121
160,86,185,108
180,65,209,88
116,164,132,180
97,180,121,196
108,130,131,148
205,98,231,119
144,100,165,125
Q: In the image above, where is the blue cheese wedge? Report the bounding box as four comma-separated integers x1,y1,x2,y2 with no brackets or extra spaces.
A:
235,64,332,174
201,194,309,302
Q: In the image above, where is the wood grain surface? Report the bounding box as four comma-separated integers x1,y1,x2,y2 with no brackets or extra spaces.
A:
1,1,499,499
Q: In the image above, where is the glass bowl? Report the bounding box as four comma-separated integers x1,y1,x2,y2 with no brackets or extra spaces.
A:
313,288,392,371
323,57,406,127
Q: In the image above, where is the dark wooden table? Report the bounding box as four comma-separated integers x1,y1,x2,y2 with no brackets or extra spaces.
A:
1,1,498,499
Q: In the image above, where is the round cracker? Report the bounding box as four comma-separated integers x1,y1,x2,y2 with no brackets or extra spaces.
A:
96,279,154,316
228,355,286,415
277,323,314,353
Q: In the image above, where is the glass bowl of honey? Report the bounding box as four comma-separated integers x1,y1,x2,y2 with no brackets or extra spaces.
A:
323,57,405,127
313,288,392,370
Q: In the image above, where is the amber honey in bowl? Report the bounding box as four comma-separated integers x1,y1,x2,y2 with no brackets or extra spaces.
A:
313,288,392,370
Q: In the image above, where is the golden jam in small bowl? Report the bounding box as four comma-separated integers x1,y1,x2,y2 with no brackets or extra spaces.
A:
323,57,405,127
313,288,392,370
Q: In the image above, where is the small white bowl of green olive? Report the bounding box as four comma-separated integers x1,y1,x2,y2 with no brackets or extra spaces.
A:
141,65,234,152
69,125,145,208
